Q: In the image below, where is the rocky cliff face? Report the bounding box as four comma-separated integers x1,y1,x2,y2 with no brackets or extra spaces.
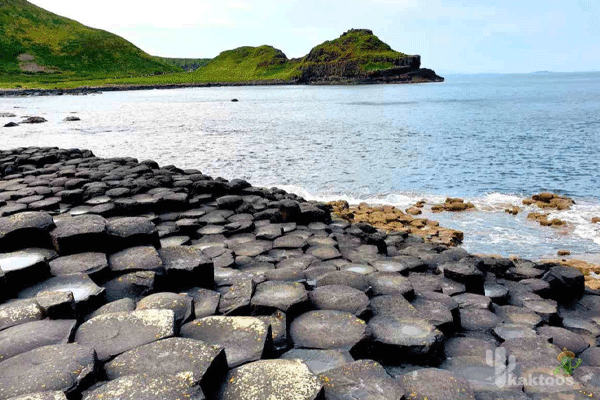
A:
295,30,442,84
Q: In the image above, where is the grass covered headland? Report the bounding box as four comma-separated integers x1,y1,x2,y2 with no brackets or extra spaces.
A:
0,0,443,89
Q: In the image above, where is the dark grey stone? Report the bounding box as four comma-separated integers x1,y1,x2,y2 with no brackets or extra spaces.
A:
0,319,76,361
82,373,205,400
109,246,164,273
251,281,309,314
308,285,369,316
181,316,271,368
0,343,95,400
319,360,404,400
107,217,160,251
0,211,54,250
280,348,353,375
103,271,155,302
49,252,108,277
104,337,226,397
290,310,368,351
400,368,476,400
219,359,323,400
75,309,175,361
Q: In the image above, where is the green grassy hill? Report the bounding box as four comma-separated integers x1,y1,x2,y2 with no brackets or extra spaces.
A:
154,57,211,72
0,0,180,81
189,45,300,82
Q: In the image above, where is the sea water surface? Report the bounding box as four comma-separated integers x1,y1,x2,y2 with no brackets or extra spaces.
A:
2,72,600,260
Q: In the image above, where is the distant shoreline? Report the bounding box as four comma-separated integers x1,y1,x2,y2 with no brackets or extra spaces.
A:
0,77,443,97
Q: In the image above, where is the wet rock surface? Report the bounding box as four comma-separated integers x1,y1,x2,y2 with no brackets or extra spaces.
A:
0,147,598,399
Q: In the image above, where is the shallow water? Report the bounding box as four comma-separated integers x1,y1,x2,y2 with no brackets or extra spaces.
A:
2,72,600,259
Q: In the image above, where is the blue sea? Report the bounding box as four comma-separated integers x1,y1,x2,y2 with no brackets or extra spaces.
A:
2,72,600,260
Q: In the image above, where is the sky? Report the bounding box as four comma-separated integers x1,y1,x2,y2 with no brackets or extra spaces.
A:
29,0,600,74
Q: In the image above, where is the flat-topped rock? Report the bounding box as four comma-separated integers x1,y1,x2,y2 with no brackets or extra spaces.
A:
0,299,43,331
501,337,560,365
0,343,95,400
104,337,226,396
218,278,254,315
0,319,76,361
181,316,271,368
0,211,55,250
358,315,444,364
136,292,193,324
537,326,590,355
219,359,323,400
290,310,368,351
0,248,52,291
50,215,107,254
82,373,205,400
579,347,600,367
369,272,414,297
251,281,309,314
280,348,354,375
188,288,220,318
19,274,103,313
109,246,163,273
400,368,476,400
318,360,404,400
315,270,369,291
106,217,160,251
49,252,108,277
229,240,272,257
75,309,175,361
86,298,136,320
459,308,501,332
453,293,492,309
308,284,369,316
306,246,341,260
158,246,213,289
103,270,155,301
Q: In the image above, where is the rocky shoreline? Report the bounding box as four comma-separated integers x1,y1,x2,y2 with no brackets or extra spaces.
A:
0,147,599,400
0,71,443,97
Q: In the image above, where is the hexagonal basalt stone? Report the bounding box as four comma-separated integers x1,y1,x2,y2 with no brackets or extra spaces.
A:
459,308,501,332
537,326,590,356
408,273,443,293
308,285,369,316
453,293,492,309
280,348,354,375
523,298,558,324
106,217,160,251
86,298,136,320
50,215,108,255
493,323,538,341
109,246,164,273
180,316,271,368
82,373,205,400
103,271,156,302
369,294,420,318
542,266,585,303
368,272,415,297
484,282,510,304
0,211,55,251
0,299,43,331
219,359,323,400
104,337,226,397
442,261,484,294
318,360,404,400
370,259,409,274
49,252,108,278
0,248,52,292
0,343,95,400
158,246,214,289
494,305,543,327
400,368,476,400
306,246,342,260
19,274,104,314
273,235,308,249
444,337,497,360
188,288,220,319
579,347,600,367
411,297,456,334
290,310,368,351
218,279,255,315
357,315,444,365
74,309,175,361
315,271,369,292
229,240,273,257
500,337,560,365
251,281,309,315
136,292,194,324
0,319,76,361
257,310,288,351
